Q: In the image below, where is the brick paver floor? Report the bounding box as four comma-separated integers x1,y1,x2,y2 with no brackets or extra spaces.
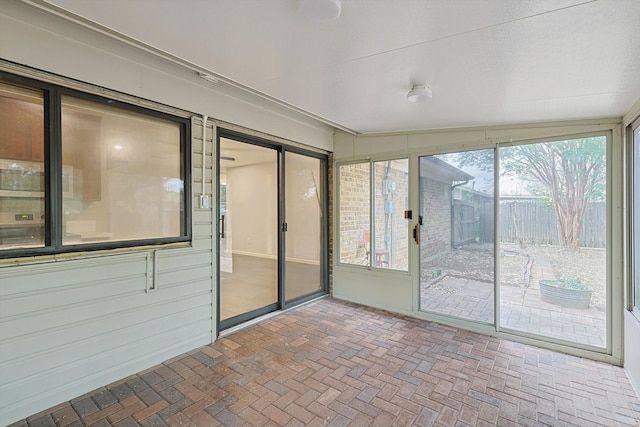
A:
11,298,640,427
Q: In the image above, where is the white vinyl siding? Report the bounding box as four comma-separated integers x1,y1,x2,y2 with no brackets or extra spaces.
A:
0,121,215,424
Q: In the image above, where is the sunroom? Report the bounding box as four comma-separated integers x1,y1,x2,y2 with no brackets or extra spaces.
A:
1,1,640,425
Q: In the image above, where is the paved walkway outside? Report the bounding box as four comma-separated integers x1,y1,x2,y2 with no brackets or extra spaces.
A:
11,298,640,427
421,255,607,348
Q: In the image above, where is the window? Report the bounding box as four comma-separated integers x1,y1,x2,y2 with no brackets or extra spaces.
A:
339,162,370,266
0,74,190,257
499,136,607,348
0,82,45,249
631,119,640,317
338,159,409,271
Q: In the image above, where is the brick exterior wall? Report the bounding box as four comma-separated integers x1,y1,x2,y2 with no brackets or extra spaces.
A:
338,161,409,270
338,163,370,266
420,177,451,263
338,162,459,271
373,162,409,270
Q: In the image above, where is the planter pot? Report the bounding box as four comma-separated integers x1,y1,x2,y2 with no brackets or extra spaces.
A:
539,279,592,309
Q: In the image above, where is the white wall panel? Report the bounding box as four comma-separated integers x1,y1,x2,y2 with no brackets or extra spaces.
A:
624,313,640,396
333,266,413,315
340,120,621,161
353,135,408,157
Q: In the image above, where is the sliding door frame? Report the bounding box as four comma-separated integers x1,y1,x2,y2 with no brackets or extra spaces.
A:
408,130,620,361
216,128,329,334
282,146,330,308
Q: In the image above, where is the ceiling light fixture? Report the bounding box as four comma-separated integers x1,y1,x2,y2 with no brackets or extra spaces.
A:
299,0,342,21
407,84,432,103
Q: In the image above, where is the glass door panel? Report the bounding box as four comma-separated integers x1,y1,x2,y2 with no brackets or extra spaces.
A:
285,152,324,301
219,138,279,326
498,137,607,348
419,150,495,324
337,160,409,270
373,159,409,270
338,162,370,265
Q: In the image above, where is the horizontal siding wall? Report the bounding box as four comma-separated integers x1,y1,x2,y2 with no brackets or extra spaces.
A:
0,121,215,425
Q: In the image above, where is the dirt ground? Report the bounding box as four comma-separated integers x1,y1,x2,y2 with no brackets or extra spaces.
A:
422,242,607,310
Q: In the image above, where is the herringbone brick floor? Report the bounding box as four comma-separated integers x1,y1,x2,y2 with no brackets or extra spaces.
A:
11,298,640,427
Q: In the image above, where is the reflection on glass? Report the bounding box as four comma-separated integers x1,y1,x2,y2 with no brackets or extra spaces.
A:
499,137,607,348
285,152,324,301
219,138,278,322
419,150,495,325
374,159,409,270
60,96,183,245
339,163,370,265
0,82,45,249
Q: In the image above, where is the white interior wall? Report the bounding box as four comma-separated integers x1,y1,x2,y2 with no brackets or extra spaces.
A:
227,161,278,257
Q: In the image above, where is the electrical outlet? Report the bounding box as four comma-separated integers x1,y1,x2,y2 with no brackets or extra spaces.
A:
200,194,210,209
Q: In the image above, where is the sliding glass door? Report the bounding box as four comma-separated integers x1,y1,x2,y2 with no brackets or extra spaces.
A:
284,151,325,302
416,135,608,350
219,138,279,328
218,132,327,331
418,150,496,325
498,136,607,348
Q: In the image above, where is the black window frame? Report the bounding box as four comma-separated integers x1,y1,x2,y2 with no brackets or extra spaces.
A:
0,71,191,259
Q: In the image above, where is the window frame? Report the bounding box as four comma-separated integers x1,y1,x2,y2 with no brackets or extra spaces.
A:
0,72,191,259
336,156,410,272
629,117,640,320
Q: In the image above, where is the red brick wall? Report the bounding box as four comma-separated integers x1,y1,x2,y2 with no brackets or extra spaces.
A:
338,163,370,266
420,177,451,263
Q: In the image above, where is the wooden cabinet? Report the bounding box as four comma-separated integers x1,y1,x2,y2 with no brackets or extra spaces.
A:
30,118,45,161
0,98,44,162
62,112,102,201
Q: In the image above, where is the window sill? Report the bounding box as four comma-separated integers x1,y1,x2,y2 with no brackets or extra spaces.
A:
0,241,191,267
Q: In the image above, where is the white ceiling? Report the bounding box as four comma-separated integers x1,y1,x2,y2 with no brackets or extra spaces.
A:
43,0,640,134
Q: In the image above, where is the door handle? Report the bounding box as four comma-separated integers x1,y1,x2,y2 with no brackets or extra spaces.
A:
413,223,420,244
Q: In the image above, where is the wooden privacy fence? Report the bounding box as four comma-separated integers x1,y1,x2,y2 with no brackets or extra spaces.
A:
453,198,605,248
452,196,494,247
498,199,605,248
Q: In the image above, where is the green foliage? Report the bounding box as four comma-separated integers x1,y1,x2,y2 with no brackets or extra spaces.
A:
558,277,591,291
455,136,607,249
500,137,606,202
457,137,606,201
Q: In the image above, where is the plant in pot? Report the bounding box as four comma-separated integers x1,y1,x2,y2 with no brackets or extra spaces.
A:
539,277,593,309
